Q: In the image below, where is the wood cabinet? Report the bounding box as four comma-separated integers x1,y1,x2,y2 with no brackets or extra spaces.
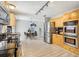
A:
70,47,79,55
58,35,64,47
70,9,79,19
17,47,22,57
9,13,16,27
63,44,71,51
52,34,58,44
51,9,79,55
54,18,63,27
63,13,71,22
52,34,64,47
3,1,16,27
63,44,79,55
56,35,64,47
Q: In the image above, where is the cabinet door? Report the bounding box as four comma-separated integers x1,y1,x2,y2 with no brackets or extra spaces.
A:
60,36,64,47
53,34,58,44
53,34,56,44
55,19,63,27
57,35,60,45
57,35,64,47
9,13,16,27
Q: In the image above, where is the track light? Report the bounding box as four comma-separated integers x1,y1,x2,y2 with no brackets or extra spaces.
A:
35,1,49,15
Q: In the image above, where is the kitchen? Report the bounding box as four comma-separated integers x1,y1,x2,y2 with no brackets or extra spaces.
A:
0,0,79,57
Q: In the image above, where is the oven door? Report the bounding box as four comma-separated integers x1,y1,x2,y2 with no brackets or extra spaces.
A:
64,37,78,47
64,26,77,33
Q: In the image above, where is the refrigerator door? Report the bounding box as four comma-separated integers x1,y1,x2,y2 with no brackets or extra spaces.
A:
45,22,52,44
46,32,51,43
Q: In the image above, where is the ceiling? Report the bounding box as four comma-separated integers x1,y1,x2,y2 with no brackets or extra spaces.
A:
9,1,47,16
9,1,79,21
42,1,79,18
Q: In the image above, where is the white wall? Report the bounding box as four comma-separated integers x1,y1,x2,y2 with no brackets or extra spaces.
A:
15,20,44,41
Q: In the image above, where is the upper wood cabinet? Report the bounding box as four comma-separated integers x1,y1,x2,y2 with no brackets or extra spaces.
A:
70,11,79,19
63,13,71,22
50,9,79,25
54,17,64,27
2,1,16,27
9,13,16,27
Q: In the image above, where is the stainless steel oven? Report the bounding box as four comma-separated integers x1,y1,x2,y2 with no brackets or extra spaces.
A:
64,37,78,47
64,20,78,33
64,26,77,33
64,20,79,47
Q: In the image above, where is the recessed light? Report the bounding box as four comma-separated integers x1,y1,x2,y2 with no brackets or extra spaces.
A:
49,1,54,3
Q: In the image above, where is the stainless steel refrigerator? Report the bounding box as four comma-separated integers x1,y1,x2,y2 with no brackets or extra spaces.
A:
44,20,52,44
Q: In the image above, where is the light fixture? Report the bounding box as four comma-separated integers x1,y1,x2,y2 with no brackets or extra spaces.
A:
35,1,49,15
8,3,16,10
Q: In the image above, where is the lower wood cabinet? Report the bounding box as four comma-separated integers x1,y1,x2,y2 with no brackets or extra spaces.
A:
63,44,71,51
52,34,64,47
17,47,22,57
52,34,79,55
70,46,79,55
52,34,58,44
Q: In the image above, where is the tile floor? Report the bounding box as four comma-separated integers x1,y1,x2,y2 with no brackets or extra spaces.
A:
21,37,79,57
